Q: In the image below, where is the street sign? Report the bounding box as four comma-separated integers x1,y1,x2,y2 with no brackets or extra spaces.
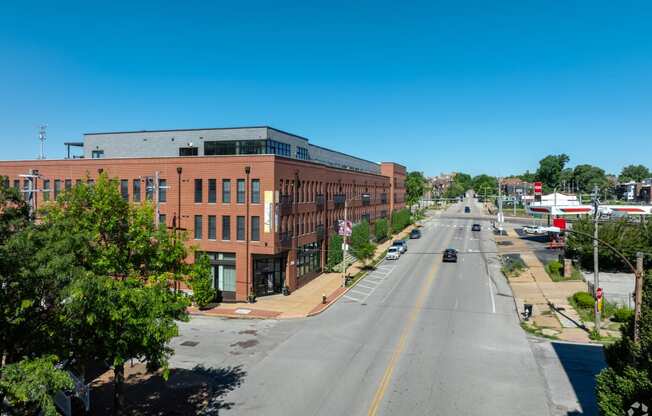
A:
534,182,542,195
596,287,603,299
338,220,352,236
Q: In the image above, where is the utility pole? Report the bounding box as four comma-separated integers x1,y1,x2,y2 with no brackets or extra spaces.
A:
342,199,348,288
634,252,644,342
592,189,601,331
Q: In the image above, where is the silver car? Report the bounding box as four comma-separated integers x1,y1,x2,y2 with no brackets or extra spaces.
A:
386,246,401,260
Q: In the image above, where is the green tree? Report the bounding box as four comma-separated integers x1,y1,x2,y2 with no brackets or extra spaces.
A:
43,174,190,415
374,218,389,242
471,175,497,195
350,220,376,266
405,171,426,209
190,252,215,308
566,218,647,271
518,170,536,183
0,356,73,416
327,234,343,271
596,271,652,414
391,209,412,234
572,164,608,194
619,164,651,182
535,154,570,192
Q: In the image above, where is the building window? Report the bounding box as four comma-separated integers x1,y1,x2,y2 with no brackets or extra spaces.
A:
120,179,129,201
65,179,72,191
222,215,230,240
194,179,203,203
159,214,166,226
145,177,154,200
201,252,237,294
208,215,217,240
251,216,260,241
237,179,245,203
251,179,260,203
133,179,141,202
54,179,61,199
296,146,310,160
194,215,202,240
236,216,245,240
297,242,321,277
158,179,167,202
1,177,8,190
43,180,50,201
87,179,95,187
179,147,198,156
208,179,216,203
222,179,231,203
91,150,104,159
13,179,19,190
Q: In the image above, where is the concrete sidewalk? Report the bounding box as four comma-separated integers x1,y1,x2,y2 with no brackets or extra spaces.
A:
189,222,419,320
496,224,592,343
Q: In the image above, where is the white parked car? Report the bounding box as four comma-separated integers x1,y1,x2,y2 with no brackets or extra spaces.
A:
523,226,546,235
386,246,401,260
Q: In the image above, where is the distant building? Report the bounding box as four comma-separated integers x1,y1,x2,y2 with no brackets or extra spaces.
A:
616,179,652,203
429,173,456,196
500,177,533,201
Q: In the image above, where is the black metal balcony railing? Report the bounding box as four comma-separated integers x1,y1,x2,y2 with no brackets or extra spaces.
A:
334,194,345,208
380,193,388,204
279,194,293,216
316,224,325,241
362,193,371,206
316,194,325,211
279,231,292,246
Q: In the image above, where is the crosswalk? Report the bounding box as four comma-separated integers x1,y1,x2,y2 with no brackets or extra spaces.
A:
343,263,396,304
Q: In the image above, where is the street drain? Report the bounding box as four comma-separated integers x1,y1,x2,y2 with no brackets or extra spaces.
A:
180,341,199,347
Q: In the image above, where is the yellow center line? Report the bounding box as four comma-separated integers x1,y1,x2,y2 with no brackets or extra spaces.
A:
367,253,442,416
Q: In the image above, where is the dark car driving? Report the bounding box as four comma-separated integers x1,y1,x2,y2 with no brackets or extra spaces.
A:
442,248,458,263
409,229,421,239
464,206,471,213
471,224,481,232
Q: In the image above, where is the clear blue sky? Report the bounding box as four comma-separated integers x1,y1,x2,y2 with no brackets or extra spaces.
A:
1,1,651,177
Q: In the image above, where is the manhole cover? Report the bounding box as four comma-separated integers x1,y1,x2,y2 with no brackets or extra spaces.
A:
180,341,199,347
497,241,513,246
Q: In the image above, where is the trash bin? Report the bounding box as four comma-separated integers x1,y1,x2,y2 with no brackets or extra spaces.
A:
523,304,533,320
282,286,290,296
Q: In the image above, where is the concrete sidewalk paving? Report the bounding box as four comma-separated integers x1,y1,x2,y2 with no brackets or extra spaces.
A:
189,221,420,320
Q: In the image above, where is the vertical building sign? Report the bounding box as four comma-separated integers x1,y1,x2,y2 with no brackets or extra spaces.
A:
264,190,274,233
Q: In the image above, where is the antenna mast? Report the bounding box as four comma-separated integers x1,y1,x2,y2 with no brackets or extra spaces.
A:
38,125,47,159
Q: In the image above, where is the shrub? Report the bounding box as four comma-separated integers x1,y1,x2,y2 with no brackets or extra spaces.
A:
190,253,215,309
547,260,562,275
390,209,412,234
327,234,343,271
351,220,376,265
501,256,526,278
374,218,388,242
612,307,634,323
572,291,595,309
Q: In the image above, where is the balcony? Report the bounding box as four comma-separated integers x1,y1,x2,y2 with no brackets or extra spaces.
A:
334,194,346,208
316,224,325,241
315,194,325,211
380,193,388,204
279,194,293,216
361,193,371,206
278,231,292,247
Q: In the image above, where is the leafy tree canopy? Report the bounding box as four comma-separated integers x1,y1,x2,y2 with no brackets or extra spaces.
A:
535,153,570,192
405,171,426,208
619,164,651,182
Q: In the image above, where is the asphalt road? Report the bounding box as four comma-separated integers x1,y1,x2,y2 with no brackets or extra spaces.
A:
171,199,553,415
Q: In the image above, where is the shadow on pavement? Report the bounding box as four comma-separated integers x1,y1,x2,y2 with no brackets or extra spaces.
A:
551,342,606,416
91,364,246,415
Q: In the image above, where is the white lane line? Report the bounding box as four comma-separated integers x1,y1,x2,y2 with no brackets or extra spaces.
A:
488,280,496,314
350,289,372,296
344,295,363,302
454,298,459,310
356,283,376,290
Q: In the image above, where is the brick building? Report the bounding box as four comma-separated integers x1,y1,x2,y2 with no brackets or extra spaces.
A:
0,126,406,302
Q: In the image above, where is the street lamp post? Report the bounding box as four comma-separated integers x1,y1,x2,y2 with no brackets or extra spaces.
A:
176,167,182,229
245,166,252,302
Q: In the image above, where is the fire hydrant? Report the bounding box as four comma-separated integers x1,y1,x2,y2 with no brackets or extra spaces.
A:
322,294,327,304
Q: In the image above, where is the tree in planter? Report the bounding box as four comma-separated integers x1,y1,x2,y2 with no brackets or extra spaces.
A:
596,271,652,414
391,209,412,234
405,171,426,209
374,218,389,242
0,355,73,416
327,234,343,271
350,221,376,267
190,253,215,309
